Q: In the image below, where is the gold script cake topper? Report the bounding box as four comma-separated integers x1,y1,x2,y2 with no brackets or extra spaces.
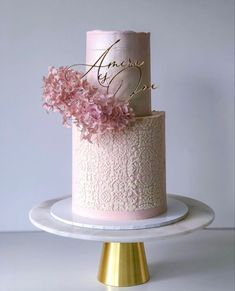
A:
68,39,157,101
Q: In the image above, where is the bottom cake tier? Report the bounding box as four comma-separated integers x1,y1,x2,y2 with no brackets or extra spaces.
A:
72,111,167,220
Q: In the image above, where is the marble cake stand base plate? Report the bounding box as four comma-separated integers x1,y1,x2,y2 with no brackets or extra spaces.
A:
29,194,214,287
50,196,189,230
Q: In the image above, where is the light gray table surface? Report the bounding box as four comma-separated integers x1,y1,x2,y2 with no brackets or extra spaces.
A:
0,229,234,291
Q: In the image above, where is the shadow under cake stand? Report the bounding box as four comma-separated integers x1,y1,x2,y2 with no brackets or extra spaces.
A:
29,194,214,287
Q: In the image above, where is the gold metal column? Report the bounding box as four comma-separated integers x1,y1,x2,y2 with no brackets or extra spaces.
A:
97,242,150,287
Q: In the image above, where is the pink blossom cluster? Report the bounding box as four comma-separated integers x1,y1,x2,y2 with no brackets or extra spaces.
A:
42,66,135,141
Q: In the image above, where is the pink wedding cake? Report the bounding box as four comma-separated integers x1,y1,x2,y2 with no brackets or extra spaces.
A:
43,30,167,221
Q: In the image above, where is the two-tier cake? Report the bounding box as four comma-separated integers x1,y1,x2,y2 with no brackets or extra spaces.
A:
43,30,167,221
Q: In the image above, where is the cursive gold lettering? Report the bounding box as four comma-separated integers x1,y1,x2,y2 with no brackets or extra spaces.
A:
67,39,157,98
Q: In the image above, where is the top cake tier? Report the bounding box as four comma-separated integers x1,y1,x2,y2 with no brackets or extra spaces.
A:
86,30,151,117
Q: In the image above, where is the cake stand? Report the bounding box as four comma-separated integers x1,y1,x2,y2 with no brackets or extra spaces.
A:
29,194,214,287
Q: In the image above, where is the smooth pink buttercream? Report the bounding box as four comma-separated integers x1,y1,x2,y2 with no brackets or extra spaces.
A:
86,30,151,117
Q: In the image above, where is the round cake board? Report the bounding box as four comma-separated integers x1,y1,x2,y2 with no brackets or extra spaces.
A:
50,196,189,230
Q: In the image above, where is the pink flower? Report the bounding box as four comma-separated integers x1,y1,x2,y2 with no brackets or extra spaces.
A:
42,66,135,141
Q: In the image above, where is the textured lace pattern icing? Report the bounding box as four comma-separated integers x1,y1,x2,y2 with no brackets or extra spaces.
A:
72,111,166,212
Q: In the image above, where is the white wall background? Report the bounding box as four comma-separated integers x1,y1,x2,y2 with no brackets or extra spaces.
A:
0,0,234,231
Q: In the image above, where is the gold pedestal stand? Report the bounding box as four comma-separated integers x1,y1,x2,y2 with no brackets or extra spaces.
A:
30,195,215,288
97,242,149,287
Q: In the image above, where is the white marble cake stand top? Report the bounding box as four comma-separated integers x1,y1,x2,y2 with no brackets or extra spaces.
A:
29,194,215,242
50,196,188,230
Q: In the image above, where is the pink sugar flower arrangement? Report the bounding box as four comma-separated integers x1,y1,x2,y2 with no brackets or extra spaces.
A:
42,66,135,141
